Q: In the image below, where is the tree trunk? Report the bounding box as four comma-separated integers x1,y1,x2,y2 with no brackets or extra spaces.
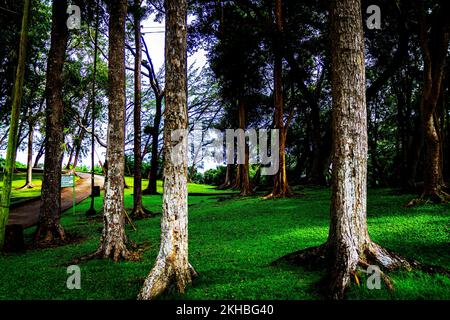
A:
0,0,31,250
275,0,411,300
144,96,162,195
35,0,68,243
24,122,34,187
218,164,233,189
267,0,290,198
236,99,252,196
139,0,196,299
131,0,151,219
416,1,450,202
33,139,45,168
94,0,129,260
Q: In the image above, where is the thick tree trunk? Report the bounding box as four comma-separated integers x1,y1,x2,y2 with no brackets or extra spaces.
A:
0,0,31,250
139,0,196,299
94,0,129,260
275,0,411,300
35,0,68,243
144,97,162,195
416,1,450,202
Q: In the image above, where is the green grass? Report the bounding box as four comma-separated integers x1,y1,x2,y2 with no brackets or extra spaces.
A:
0,177,449,300
0,173,43,204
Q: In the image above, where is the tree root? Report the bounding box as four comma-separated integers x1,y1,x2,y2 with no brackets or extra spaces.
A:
130,206,156,220
406,190,450,207
274,241,449,299
138,258,197,300
34,224,66,245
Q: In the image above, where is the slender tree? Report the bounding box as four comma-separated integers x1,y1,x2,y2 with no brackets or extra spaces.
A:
0,0,31,250
267,0,291,198
35,0,69,242
86,0,100,216
139,0,197,299
94,0,129,260
131,0,151,218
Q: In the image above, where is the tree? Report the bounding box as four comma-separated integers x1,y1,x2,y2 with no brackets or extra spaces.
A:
35,0,68,243
0,0,31,250
139,0,197,299
415,0,449,202
94,0,130,260
131,0,152,218
266,0,291,198
276,0,411,300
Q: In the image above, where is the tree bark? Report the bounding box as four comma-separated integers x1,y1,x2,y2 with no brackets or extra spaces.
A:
131,0,151,218
267,0,290,198
234,99,252,196
275,0,411,300
139,0,196,299
0,0,31,250
416,0,450,202
35,0,68,243
218,164,233,189
94,0,129,260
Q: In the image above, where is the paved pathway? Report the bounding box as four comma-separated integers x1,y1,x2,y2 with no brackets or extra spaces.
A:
7,173,104,228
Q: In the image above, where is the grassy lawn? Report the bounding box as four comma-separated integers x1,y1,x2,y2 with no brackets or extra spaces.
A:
0,173,43,205
0,176,449,300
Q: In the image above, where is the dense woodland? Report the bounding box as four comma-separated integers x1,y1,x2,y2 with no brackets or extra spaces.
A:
0,0,449,300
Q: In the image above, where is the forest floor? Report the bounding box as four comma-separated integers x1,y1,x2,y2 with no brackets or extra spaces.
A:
0,176,449,300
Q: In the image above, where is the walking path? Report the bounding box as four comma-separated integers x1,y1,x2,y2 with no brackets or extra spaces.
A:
7,173,105,228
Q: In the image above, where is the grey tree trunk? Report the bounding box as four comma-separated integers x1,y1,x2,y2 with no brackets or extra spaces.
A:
139,0,196,299
35,0,68,243
95,0,129,261
276,0,412,300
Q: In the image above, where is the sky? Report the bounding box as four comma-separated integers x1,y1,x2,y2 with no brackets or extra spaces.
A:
11,12,208,171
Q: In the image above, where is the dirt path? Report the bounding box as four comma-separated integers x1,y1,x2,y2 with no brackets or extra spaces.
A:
7,173,105,228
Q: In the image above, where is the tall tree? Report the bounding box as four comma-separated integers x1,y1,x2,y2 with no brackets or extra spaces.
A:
267,0,291,198
0,0,31,250
131,0,151,218
139,0,196,299
276,0,411,300
35,0,68,243
415,0,450,202
94,0,129,260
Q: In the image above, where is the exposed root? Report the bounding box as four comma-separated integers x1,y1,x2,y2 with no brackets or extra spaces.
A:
274,241,448,299
272,244,327,268
138,258,195,300
130,206,155,220
406,190,450,207
34,224,66,246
